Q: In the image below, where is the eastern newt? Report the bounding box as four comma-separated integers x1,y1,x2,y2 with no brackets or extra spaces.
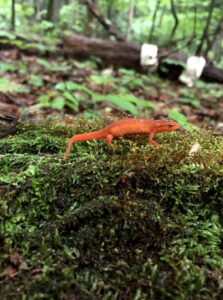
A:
64,118,179,159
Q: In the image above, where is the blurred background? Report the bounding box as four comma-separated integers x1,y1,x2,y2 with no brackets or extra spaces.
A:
0,0,222,132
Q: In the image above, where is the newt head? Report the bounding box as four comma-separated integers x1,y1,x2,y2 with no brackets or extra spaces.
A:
153,120,180,133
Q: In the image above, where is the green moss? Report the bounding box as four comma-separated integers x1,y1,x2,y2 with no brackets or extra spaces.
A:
0,119,223,299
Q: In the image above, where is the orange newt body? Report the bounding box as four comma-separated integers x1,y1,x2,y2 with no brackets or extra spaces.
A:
64,118,179,160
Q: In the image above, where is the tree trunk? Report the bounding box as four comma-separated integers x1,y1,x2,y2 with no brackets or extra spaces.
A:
169,0,179,41
46,0,61,23
11,0,16,31
126,0,135,41
107,0,115,19
34,0,41,20
204,16,223,56
158,7,165,27
149,0,161,42
81,0,125,41
196,0,216,55
85,0,98,36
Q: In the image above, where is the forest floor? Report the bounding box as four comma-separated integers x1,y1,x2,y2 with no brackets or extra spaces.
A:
0,49,222,133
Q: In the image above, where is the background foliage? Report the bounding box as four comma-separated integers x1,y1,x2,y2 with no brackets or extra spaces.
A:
0,0,223,64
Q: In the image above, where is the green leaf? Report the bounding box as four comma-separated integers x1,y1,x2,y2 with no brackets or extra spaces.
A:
37,58,51,70
38,95,51,107
28,75,43,87
55,82,66,91
66,81,93,95
66,81,81,91
168,108,198,131
37,59,70,72
17,84,30,94
63,91,76,102
65,101,79,111
0,78,28,94
55,81,93,95
120,94,155,108
89,74,113,85
168,108,188,124
106,94,139,115
63,91,79,111
51,97,65,109
0,62,17,73
179,97,201,108
63,245,74,260
25,43,48,53
93,93,154,115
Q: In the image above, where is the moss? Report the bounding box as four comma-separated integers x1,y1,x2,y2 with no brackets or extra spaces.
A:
0,119,223,299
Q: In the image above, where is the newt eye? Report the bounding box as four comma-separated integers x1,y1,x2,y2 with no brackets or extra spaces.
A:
168,123,174,128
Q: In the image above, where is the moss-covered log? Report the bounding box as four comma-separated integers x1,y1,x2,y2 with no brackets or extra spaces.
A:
0,119,223,299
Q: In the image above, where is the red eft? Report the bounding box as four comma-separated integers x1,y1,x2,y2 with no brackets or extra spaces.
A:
64,118,179,160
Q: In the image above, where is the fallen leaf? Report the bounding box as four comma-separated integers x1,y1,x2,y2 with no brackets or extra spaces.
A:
5,264,17,278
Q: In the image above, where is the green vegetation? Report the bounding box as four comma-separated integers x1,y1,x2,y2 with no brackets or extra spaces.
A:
1,1,223,66
0,119,223,299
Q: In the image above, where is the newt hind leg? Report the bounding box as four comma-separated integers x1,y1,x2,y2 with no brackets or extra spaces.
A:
106,134,114,146
64,143,72,160
64,136,75,160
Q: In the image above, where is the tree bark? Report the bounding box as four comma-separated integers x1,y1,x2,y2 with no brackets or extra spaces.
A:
62,34,223,83
34,0,41,20
62,34,140,69
107,0,115,19
81,0,125,41
204,16,223,56
126,0,135,41
196,0,216,55
46,0,61,23
11,0,16,31
169,0,179,41
149,0,161,42
1,32,223,84
85,0,98,36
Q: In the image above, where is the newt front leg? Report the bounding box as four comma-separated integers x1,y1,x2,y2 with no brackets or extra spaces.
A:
148,132,158,146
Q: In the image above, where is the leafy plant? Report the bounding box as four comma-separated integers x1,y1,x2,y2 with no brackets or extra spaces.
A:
0,78,29,94
0,62,17,73
55,81,93,95
168,108,198,131
116,68,145,90
179,88,201,108
39,80,155,115
39,82,84,111
89,73,114,85
24,43,49,53
93,93,154,115
0,30,16,40
37,59,71,73
18,62,28,75
28,75,43,87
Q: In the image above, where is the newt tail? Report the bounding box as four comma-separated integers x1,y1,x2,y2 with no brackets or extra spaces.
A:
64,118,179,160
64,128,109,160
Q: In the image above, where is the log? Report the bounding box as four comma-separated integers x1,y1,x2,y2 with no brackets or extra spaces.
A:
62,34,223,84
62,34,141,69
